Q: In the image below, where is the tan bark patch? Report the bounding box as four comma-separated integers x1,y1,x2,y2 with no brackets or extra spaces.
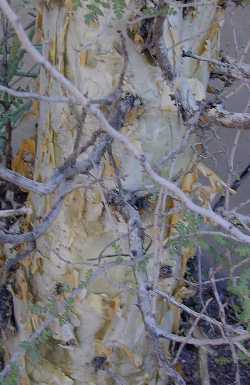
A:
12,138,36,181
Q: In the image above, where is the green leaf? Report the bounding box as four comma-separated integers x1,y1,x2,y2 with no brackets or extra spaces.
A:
111,0,125,19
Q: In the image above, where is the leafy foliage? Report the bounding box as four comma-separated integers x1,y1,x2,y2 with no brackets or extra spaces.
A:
83,0,127,24
0,1,250,383
168,212,250,331
0,26,36,155
111,0,125,19
0,363,19,385
0,279,91,384
168,212,204,254
78,0,176,24
229,269,250,328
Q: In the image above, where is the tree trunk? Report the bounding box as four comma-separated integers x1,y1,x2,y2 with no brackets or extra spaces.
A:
8,2,225,385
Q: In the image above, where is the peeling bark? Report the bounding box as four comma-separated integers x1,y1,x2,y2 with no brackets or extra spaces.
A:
3,2,226,385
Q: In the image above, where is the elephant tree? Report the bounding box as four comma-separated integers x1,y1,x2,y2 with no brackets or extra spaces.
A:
0,1,250,385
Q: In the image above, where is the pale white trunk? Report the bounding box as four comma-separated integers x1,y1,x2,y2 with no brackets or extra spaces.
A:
10,2,224,385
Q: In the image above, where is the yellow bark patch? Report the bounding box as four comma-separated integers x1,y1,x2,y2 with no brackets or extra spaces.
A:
30,253,43,275
30,314,41,331
95,341,113,358
117,344,143,369
165,197,180,237
65,0,74,10
15,268,30,302
20,374,31,385
79,50,97,68
12,138,36,181
84,51,97,68
190,162,235,208
95,295,120,340
125,105,144,125
181,170,198,193
197,162,235,195
103,157,121,178
47,129,56,168
60,13,71,75
174,362,185,378
80,51,88,66
171,284,196,333
134,33,144,45
31,100,40,118
197,20,220,56
49,37,57,65
64,269,80,289
35,8,44,42
165,167,199,238
0,255,5,268
180,246,196,278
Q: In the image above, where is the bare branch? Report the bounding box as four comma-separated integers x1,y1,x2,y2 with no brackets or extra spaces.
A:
0,194,63,244
0,177,97,246
210,271,241,385
5,241,36,272
2,0,250,247
153,9,175,82
153,288,246,336
0,132,108,195
172,299,212,366
0,166,64,194
202,106,250,130
107,190,186,385
183,50,250,82
107,192,250,385
156,326,250,347
0,207,32,218
0,84,76,104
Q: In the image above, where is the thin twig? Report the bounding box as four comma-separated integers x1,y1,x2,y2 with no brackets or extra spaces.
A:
0,84,76,103
2,0,250,247
172,298,212,366
210,270,241,385
0,207,32,218
183,50,250,82
153,288,245,336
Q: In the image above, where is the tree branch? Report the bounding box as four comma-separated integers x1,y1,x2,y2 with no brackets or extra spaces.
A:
153,288,246,337
0,207,32,218
0,84,76,103
201,106,250,130
0,167,63,194
2,0,250,246
183,50,250,83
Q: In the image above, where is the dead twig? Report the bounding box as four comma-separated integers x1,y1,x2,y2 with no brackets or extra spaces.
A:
172,298,212,366
210,270,241,385
0,207,32,218
183,50,250,83
2,0,250,246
